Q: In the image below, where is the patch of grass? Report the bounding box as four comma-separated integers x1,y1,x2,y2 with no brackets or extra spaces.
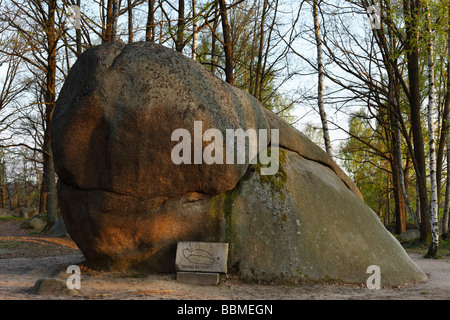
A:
0,216,25,221
402,238,424,251
28,231,43,235
439,237,450,254
402,237,450,257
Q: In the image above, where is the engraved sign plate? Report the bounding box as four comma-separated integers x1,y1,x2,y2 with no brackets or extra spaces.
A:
175,242,228,273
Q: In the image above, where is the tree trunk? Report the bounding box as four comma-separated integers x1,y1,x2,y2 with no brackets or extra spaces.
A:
175,0,185,52
436,59,450,203
76,0,82,56
111,0,119,41
313,0,332,157
39,178,46,214
210,0,218,73
442,3,450,240
192,0,198,60
43,135,58,228
128,0,133,42
403,0,430,241
444,139,450,238
387,13,407,234
104,0,119,42
415,182,420,223
248,2,260,95
43,0,58,229
259,0,278,101
0,159,5,208
389,48,419,229
254,0,268,99
146,0,155,42
387,176,391,224
104,0,113,42
395,119,419,229
425,2,439,257
219,0,234,85
0,186,5,208
391,130,407,234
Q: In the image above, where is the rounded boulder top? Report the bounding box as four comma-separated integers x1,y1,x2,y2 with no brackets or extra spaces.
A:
51,40,270,200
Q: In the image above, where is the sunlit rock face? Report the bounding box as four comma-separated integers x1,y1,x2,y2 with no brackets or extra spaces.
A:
51,41,426,286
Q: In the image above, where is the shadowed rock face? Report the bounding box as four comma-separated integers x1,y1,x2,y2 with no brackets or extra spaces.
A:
51,41,427,286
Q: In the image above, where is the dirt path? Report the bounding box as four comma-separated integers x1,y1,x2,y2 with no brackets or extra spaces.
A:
0,219,449,300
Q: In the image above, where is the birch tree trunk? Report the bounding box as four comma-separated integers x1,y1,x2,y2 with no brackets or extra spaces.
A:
442,3,450,240
444,132,450,238
312,0,332,157
425,1,439,257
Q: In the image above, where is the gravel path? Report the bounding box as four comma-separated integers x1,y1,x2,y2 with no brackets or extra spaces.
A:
0,219,449,300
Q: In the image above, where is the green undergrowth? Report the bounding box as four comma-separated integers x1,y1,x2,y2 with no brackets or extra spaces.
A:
402,237,450,258
0,216,25,221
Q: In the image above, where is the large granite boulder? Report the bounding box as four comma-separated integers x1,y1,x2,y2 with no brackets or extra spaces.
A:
215,149,424,285
51,41,426,286
51,40,269,199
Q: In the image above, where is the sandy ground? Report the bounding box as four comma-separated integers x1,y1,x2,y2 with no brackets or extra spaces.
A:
1,219,449,300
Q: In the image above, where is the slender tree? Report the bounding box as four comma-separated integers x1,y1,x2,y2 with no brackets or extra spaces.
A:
442,1,450,240
425,0,438,257
312,0,332,156
210,0,219,73
76,0,82,56
403,0,430,241
192,0,198,60
254,0,268,99
219,0,234,85
176,0,186,52
104,0,119,42
42,0,59,229
146,0,156,42
128,0,133,42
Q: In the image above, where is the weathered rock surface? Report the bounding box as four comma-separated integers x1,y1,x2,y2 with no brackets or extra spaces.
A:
48,218,70,238
51,41,427,286
214,149,426,285
51,40,269,200
32,278,79,296
21,215,45,230
399,229,421,243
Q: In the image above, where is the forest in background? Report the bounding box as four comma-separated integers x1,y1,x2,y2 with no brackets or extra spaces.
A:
0,0,449,257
